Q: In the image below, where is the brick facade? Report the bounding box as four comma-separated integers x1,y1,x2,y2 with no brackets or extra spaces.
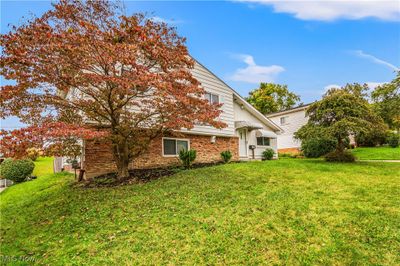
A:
82,134,239,179
277,147,301,154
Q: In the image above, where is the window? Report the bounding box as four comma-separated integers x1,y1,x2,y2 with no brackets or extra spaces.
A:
257,137,270,146
163,138,189,156
280,116,288,125
205,92,219,104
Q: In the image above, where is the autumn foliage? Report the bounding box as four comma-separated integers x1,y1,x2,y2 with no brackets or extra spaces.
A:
0,0,225,179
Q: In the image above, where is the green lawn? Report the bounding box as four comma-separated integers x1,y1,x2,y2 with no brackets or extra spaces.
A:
1,159,399,265
32,157,54,177
352,146,400,160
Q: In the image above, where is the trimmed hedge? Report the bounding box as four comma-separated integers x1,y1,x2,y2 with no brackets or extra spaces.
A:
388,134,399,148
301,138,337,158
0,158,35,183
325,150,356,162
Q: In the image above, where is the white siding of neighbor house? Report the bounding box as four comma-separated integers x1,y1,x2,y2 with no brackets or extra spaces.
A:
268,109,309,149
181,62,236,136
233,101,278,159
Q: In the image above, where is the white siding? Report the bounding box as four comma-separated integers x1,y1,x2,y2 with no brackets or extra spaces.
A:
64,59,282,161
268,109,309,149
234,102,278,159
181,62,235,136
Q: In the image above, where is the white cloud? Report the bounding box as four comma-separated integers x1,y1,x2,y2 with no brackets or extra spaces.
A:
324,84,341,92
150,16,183,25
236,0,400,21
352,50,400,71
365,81,388,89
229,54,285,83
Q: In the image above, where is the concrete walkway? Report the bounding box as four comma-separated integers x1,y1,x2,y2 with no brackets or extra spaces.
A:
359,160,400,163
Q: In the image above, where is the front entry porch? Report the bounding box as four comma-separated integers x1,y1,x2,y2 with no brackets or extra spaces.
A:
235,121,278,160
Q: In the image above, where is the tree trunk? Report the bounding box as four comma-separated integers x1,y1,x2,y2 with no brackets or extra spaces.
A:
336,137,345,153
112,139,131,181
116,161,129,180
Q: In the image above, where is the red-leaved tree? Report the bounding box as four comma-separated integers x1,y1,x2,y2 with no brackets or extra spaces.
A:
0,0,225,179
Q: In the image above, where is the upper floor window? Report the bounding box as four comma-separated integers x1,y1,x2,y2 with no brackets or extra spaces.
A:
280,116,288,125
205,92,219,104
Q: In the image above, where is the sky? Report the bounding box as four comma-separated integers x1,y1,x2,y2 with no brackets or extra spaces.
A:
1,0,400,129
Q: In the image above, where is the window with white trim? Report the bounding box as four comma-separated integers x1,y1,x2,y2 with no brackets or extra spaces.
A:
280,116,288,125
163,138,189,156
257,137,270,146
205,92,219,104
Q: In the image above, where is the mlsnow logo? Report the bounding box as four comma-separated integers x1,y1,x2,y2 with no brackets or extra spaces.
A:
0,255,37,263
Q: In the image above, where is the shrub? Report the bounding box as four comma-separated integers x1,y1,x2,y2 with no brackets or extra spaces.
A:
301,138,337,158
26,147,42,161
356,130,387,147
325,150,356,162
387,133,399,148
262,148,275,160
179,149,196,169
278,152,299,158
0,158,35,183
278,152,291,158
220,150,232,163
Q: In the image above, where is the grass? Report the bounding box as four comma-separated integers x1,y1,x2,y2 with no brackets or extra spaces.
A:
32,157,54,177
352,146,400,160
0,157,53,178
0,158,399,265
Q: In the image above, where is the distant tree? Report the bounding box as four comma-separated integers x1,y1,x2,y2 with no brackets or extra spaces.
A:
0,0,225,180
246,83,300,115
295,84,369,144
355,111,388,147
372,72,400,132
0,122,97,159
296,83,387,148
337,83,389,146
330,83,370,100
297,87,377,161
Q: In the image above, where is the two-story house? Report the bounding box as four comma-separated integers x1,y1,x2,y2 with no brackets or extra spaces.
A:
268,102,357,153
267,104,311,153
79,60,282,178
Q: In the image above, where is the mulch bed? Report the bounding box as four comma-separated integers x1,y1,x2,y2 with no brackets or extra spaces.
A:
77,161,229,188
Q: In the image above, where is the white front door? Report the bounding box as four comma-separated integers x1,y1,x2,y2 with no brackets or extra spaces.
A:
238,129,247,157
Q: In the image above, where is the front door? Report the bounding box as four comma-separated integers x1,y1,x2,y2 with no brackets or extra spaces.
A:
238,129,247,157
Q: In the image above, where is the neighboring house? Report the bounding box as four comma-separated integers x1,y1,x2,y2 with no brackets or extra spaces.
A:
267,103,357,153
267,104,311,153
70,60,282,179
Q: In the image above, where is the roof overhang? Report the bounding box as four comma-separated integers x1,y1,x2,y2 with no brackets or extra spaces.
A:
266,103,313,118
193,58,283,132
235,121,263,130
256,129,277,138
232,94,283,132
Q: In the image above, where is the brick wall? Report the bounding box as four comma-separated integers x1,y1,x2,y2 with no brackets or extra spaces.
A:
83,134,239,179
277,147,301,154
